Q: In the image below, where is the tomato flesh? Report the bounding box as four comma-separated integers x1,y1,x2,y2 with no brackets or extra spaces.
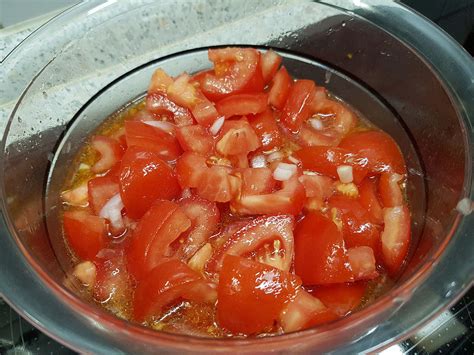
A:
249,109,283,151
176,124,214,155
216,93,268,118
281,80,316,134
268,66,292,110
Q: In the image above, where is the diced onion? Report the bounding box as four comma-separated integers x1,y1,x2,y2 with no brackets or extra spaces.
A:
250,155,267,168
99,193,125,230
456,197,473,216
309,118,324,130
73,261,96,286
181,188,192,199
210,116,225,136
267,150,284,162
143,120,175,133
273,163,297,181
337,165,353,184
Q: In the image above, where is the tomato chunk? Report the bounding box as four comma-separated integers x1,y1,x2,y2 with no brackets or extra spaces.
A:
295,146,368,183
217,255,297,334
339,130,406,174
237,167,276,196
196,166,235,203
281,80,316,133
133,259,217,322
124,120,182,161
268,66,292,110
359,177,384,225
381,205,411,275
176,125,214,155
148,68,173,93
216,93,268,118
88,175,120,215
119,146,181,219
91,136,123,174
308,282,367,317
146,92,194,127
216,120,260,156
127,200,191,280
379,173,405,207
261,49,282,84
63,210,108,260
249,109,283,151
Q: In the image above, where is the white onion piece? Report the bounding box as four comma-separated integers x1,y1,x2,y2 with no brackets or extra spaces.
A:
267,150,284,162
181,188,192,199
99,193,125,230
73,261,96,286
337,165,353,184
210,116,225,136
273,163,297,181
250,155,267,168
309,118,324,130
143,120,175,134
456,197,473,216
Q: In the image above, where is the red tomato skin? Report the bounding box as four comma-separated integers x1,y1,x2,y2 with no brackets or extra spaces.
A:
176,152,208,188
295,146,368,183
217,255,296,334
249,109,283,151
176,125,214,155
133,259,215,322
339,130,407,174
124,121,182,161
146,92,194,126
216,93,268,118
63,210,108,260
91,136,123,174
88,175,120,215
119,146,181,219
268,66,292,110
127,200,191,280
358,177,384,225
294,212,353,285
379,173,404,207
307,282,367,317
381,205,411,275
281,80,316,134
261,49,282,84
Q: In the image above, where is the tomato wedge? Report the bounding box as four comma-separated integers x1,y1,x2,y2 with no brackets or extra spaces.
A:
216,93,268,118
90,136,123,174
261,49,282,84
381,205,411,275
281,80,316,134
63,210,108,260
216,120,260,156
208,214,294,273
127,200,191,280
148,68,174,93
295,146,368,183
339,130,406,174
379,173,405,207
249,109,283,151
217,255,297,334
359,177,384,225
176,152,208,188
268,66,292,110
119,147,181,219
199,47,264,101
124,120,182,161
88,175,120,215
176,124,214,155
133,259,217,322
146,92,194,127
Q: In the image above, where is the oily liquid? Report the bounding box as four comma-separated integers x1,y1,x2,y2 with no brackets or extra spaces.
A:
62,97,395,337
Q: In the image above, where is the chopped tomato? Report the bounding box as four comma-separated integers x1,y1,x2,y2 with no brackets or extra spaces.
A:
307,282,367,317
63,210,108,260
359,177,384,224
215,120,260,156
237,167,276,196
381,206,411,275
61,183,88,207
328,195,380,250
148,68,174,93
295,146,368,183
249,109,283,151
176,152,208,188
294,212,353,285
196,166,236,203
124,120,182,161
88,176,120,215
280,289,337,332
216,93,268,118
119,146,181,219
347,246,378,280
133,259,217,322
261,49,282,84
234,176,305,215
90,136,123,174
299,174,334,199
93,249,131,305
379,173,405,207
176,125,214,155
281,80,316,134
176,196,220,260
209,214,295,273
199,47,264,101
146,92,194,126
217,255,297,334
127,200,191,280
339,130,407,174
268,66,292,110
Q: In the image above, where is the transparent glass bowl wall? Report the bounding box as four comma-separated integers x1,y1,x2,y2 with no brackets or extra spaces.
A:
0,0,472,353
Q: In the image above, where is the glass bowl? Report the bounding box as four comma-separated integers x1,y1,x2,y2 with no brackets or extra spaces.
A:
0,0,472,353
